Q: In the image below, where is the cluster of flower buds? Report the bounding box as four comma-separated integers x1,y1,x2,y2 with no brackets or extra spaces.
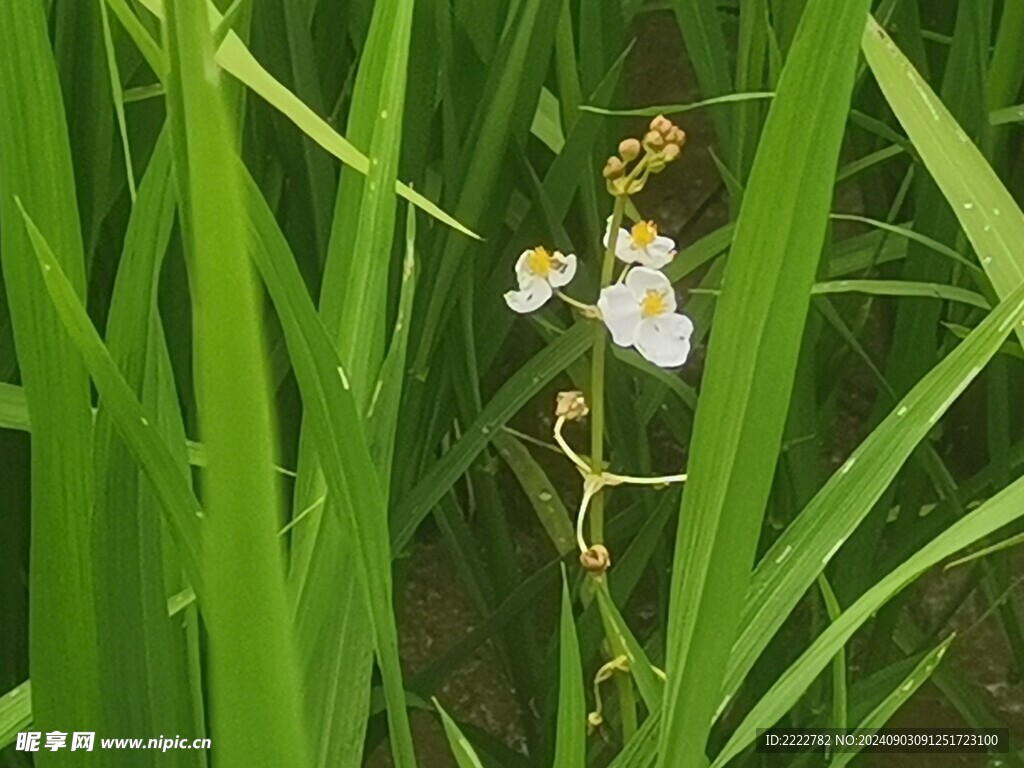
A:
601,114,686,193
643,114,686,172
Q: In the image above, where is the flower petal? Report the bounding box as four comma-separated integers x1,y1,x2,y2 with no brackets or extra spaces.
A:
641,237,676,269
548,252,577,288
504,277,552,313
624,267,677,311
514,250,535,286
597,284,642,346
606,227,638,264
633,313,694,367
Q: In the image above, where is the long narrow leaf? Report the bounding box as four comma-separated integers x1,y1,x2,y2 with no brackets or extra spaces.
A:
554,568,586,768
0,4,101,742
657,2,872,764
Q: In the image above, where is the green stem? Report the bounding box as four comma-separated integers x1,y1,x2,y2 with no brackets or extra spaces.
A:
589,195,627,544
589,193,636,740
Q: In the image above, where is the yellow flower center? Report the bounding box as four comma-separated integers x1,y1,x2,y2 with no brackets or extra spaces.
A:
640,289,668,318
526,246,553,278
630,220,658,248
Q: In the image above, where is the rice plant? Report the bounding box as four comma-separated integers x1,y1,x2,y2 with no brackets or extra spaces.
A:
2,0,1024,766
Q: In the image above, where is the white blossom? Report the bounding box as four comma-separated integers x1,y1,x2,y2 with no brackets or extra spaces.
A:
603,218,675,268
597,267,693,368
504,247,577,313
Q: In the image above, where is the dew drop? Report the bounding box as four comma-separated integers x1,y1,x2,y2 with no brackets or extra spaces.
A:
538,491,553,502
140,416,149,427
963,202,974,210
897,405,908,417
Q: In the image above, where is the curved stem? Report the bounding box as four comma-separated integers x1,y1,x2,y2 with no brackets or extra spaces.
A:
556,290,598,316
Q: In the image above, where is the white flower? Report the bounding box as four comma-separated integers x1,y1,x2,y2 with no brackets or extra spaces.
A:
604,218,676,268
504,246,577,313
597,267,693,368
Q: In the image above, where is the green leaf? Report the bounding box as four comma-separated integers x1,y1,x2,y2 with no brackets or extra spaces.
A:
829,214,981,274
990,104,1024,125
0,383,30,432
321,0,416,407
240,167,415,766
414,0,563,369
725,283,1024,705
392,324,593,551
594,582,664,711
580,91,775,117
133,0,476,239
0,681,31,749
812,280,990,310
0,1,101,742
163,2,308,764
714,466,1024,765
554,567,586,768
667,0,735,157
829,635,955,768
492,432,577,556
433,699,486,768
368,203,419,482
90,134,201,767
15,203,205,619
863,16,1024,348
656,2,873,765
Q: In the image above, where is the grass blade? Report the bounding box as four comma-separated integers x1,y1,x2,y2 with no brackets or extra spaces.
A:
726,282,1024,703
15,204,206,611
714,465,1024,765
91,134,201,767
0,682,31,749
241,168,416,766
863,16,1024,347
433,699,485,768
392,325,593,550
0,2,101,743
581,91,774,117
656,2,872,764
554,567,586,768
829,635,955,768
163,2,308,764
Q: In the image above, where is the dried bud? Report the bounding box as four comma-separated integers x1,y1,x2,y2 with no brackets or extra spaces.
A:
618,137,641,162
601,156,625,179
666,125,686,146
642,129,665,150
661,143,681,163
556,390,589,421
580,544,611,574
650,114,672,135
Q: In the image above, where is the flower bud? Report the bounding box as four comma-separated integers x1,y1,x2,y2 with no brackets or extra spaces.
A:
580,544,611,574
666,126,686,146
602,156,625,179
643,129,665,150
618,137,641,162
650,114,672,135
556,391,589,421
661,143,681,162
